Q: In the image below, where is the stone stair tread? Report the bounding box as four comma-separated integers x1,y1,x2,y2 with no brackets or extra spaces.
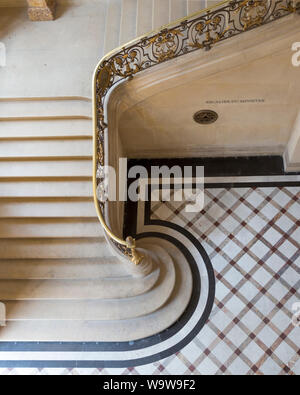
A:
0,237,192,341
0,266,160,300
0,138,92,158
0,180,93,198
2,245,175,321
104,0,122,53
0,218,104,238
136,0,153,36
0,159,93,178
0,238,112,259
153,0,170,31
0,98,92,118
170,0,188,21
0,118,92,138
187,0,205,15
0,198,95,218
119,0,138,45
0,258,126,279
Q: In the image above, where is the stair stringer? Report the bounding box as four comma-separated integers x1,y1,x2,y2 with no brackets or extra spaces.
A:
0,227,214,343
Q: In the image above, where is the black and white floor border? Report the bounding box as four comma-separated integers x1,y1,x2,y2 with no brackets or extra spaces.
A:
0,154,299,369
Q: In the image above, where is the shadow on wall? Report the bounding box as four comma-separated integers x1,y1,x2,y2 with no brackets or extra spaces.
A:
0,7,25,40
55,2,69,19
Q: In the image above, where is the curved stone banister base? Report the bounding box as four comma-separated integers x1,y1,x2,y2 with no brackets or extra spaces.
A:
0,232,209,342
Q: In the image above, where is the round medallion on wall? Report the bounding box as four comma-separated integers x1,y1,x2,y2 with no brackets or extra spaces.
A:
193,110,218,125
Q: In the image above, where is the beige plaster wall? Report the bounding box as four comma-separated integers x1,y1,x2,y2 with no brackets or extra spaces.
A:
115,16,300,161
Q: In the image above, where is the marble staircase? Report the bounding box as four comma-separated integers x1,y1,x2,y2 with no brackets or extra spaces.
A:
0,0,220,341
105,0,220,53
0,95,192,341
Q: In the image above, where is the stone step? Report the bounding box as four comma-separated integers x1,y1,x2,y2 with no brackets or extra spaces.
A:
205,1,221,9
2,245,175,321
136,0,153,36
0,118,92,138
0,258,126,280
0,159,92,178
0,98,92,118
170,0,188,21
0,267,159,300
153,0,170,30
187,0,205,15
0,238,111,259
0,238,192,341
104,0,122,53
0,0,202,342
120,0,138,45
0,137,92,158
0,198,95,218
0,218,104,238
3,298,152,321
0,179,92,197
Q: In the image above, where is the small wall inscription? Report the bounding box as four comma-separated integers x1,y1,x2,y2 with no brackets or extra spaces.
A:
205,99,265,105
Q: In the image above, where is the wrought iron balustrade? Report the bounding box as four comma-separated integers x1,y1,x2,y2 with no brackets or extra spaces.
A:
93,0,299,265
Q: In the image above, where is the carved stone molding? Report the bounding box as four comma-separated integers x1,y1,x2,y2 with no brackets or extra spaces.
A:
27,0,56,21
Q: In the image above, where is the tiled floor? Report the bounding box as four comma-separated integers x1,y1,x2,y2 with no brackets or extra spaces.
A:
0,185,299,375
148,185,300,375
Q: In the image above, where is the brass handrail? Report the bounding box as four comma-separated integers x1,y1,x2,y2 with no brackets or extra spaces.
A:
93,0,298,264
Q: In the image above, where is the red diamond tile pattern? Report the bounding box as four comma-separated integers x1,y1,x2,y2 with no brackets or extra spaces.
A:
1,186,299,375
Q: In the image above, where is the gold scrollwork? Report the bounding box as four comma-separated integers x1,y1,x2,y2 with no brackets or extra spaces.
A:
146,28,183,61
97,65,113,95
237,0,268,30
111,50,143,78
93,0,296,266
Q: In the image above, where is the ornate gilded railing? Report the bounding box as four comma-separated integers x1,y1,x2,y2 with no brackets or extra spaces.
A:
93,0,299,265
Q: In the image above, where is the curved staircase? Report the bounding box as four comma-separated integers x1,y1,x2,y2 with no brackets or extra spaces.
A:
0,0,210,341
0,96,193,341
104,0,218,52
0,0,296,344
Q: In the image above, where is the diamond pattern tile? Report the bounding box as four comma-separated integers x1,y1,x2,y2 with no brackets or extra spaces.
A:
1,185,299,375
147,186,300,376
